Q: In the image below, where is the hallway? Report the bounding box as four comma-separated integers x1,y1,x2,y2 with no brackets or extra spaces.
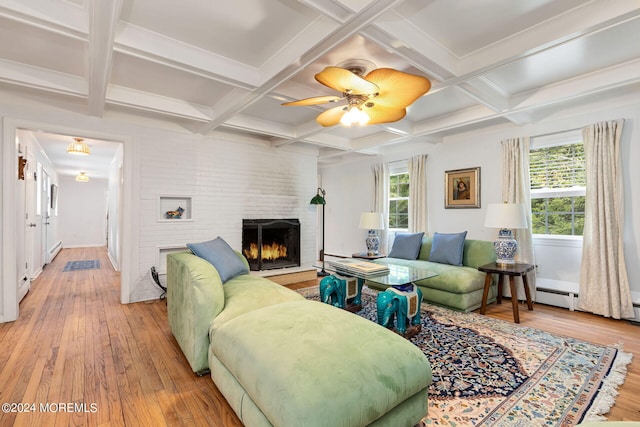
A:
0,247,242,427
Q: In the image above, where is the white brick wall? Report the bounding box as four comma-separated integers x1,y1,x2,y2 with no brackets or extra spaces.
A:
132,134,318,301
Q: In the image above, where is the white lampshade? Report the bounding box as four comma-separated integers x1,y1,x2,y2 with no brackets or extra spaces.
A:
484,203,528,229
359,212,384,230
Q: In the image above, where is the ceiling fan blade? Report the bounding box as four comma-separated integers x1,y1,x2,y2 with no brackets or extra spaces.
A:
281,95,342,106
365,68,431,108
362,104,407,125
315,66,379,95
316,105,347,127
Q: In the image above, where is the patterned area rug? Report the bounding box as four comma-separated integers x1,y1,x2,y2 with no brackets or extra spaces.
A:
298,286,632,426
62,260,100,272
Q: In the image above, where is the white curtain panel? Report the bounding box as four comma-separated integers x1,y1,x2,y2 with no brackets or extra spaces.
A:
501,137,536,299
408,154,428,234
373,162,390,254
578,119,634,319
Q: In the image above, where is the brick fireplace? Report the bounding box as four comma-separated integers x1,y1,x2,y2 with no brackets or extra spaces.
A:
242,219,301,271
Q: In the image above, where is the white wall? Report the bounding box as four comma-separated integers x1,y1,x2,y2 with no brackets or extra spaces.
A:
320,95,640,298
133,130,319,301
1,89,320,319
58,176,108,248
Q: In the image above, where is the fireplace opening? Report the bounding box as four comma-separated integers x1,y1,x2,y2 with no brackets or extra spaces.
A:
242,219,300,271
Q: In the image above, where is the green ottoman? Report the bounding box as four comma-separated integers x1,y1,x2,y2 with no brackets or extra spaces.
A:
209,300,432,427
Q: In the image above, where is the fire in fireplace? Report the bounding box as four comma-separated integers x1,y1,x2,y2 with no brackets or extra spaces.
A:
242,219,300,271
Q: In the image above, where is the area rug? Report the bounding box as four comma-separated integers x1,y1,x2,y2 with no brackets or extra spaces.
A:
298,286,632,426
62,260,100,272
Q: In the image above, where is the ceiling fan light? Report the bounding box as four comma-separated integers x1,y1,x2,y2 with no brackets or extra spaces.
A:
76,172,89,182
340,106,370,126
67,137,90,155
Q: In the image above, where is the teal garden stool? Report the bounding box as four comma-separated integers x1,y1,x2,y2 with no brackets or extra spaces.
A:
376,284,423,338
319,274,364,312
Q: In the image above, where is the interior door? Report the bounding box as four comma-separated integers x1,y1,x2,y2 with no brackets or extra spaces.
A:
21,149,37,299
31,163,44,275
40,169,50,268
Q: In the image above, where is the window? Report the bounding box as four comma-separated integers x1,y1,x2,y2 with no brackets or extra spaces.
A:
529,138,585,236
388,171,409,230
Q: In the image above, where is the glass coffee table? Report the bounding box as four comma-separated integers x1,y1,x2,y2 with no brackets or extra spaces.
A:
316,259,436,338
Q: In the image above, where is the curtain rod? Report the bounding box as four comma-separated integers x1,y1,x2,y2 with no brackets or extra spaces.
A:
530,126,583,139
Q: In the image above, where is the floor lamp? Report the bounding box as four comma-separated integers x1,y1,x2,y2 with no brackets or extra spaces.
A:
310,187,329,276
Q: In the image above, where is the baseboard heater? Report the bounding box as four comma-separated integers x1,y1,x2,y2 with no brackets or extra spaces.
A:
49,240,63,261
536,281,640,324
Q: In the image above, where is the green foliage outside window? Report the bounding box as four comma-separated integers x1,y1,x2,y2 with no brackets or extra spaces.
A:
529,143,585,236
389,173,409,229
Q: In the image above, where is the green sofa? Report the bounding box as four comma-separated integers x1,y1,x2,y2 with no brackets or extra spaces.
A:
367,236,498,312
167,251,432,427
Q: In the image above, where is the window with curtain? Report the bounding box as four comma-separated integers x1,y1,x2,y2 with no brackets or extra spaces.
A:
529,132,585,236
388,162,409,231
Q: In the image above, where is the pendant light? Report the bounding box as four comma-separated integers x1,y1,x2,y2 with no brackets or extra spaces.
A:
67,137,90,155
75,172,89,182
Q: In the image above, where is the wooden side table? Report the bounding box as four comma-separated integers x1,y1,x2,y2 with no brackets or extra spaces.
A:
352,252,386,260
478,262,534,323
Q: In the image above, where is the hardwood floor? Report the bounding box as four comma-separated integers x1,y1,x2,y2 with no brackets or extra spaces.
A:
0,247,638,426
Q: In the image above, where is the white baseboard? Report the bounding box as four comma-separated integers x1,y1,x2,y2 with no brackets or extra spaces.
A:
49,240,63,261
63,243,107,249
535,278,580,311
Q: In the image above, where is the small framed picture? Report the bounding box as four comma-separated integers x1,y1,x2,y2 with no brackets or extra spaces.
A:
445,167,480,209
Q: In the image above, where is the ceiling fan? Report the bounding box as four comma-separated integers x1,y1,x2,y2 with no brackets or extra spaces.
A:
282,60,431,127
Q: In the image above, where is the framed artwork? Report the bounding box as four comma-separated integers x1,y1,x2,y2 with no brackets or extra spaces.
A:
445,167,480,209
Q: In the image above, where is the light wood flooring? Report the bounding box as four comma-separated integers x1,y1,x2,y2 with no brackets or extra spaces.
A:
0,247,638,426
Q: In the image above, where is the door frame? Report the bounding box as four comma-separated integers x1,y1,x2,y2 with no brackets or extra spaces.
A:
1,117,137,322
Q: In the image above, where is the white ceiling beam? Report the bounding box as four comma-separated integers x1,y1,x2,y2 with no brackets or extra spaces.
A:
259,15,340,84
0,59,86,97
114,23,260,89
197,0,405,135
106,85,213,122
364,9,458,80
0,0,87,37
510,57,640,111
456,77,511,113
460,3,640,75
297,0,354,22
87,0,122,117
270,119,328,147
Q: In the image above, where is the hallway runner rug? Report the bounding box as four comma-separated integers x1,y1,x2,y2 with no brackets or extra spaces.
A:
62,260,100,272
298,286,632,426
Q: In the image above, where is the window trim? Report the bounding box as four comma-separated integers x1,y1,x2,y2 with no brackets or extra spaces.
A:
530,132,585,237
388,162,409,231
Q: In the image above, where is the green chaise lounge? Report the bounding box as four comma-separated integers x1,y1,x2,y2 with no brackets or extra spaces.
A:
167,250,432,427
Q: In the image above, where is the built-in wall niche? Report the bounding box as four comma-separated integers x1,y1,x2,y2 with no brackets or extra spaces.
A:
156,245,189,274
157,195,193,222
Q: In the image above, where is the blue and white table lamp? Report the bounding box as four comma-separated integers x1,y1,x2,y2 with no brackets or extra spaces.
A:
359,212,385,255
484,203,528,266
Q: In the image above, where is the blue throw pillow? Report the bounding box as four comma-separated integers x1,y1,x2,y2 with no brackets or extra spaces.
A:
388,232,425,260
187,237,248,283
429,231,467,266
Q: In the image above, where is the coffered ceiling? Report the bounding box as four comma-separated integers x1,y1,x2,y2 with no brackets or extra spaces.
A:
2,0,640,163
